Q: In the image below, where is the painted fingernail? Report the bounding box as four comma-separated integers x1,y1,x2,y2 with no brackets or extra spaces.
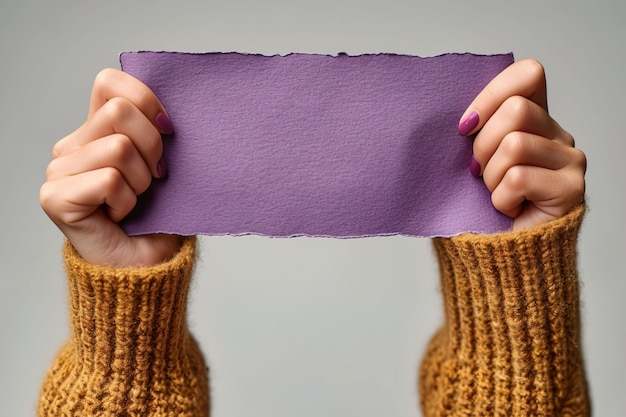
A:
157,158,168,178
458,111,479,136
156,113,174,134
470,155,481,177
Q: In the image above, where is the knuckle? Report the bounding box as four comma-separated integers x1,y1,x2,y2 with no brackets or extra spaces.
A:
93,68,118,93
500,131,529,157
100,167,126,194
561,131,576,147
51,141,64,159
103,96,134,122
100,165,148,198
51,134,74,159
502,165,529,191
39,182,68,222
107,134,135,162
39,183,55,212
520,58,546,85
45,159,59,180
501,95,533,119
571,147,587,172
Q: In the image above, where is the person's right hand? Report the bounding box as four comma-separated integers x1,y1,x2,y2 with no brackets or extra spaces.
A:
40,69,182,268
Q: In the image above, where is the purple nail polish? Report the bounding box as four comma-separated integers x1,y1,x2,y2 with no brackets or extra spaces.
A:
156,113,174,134
458,111,479,136
157,158,168,178
470,156,481,177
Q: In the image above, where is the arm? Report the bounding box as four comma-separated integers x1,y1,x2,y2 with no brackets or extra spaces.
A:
419,60,590,416
38,237,209,416
421,207,589,416
38,70,209,416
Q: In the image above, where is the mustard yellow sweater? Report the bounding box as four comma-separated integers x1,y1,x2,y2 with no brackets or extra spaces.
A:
421,204,590,416
38,206,589,416
38,237,209,416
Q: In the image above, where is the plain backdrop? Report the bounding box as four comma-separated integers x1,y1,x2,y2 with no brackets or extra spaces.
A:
1,1,624,416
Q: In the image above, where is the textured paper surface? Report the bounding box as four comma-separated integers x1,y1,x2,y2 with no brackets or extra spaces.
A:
120,52,514,237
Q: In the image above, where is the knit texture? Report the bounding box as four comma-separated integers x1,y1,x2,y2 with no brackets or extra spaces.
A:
420,205,590,417
38,237,209,416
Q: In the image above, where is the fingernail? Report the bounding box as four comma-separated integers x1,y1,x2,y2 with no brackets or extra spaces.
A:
157,158,168,178
470,155,481,177
156,113,174,134
458,111,479,136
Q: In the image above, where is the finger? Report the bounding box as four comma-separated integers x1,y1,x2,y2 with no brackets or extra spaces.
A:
472,96,574,176
458,59,548,136
490,164,585,219
40,167,138,226
88,68,173,134
481,131,582,192
46,133,154,194
53,97,165,177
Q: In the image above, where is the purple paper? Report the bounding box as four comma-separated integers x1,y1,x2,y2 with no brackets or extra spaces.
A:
120,51,514,238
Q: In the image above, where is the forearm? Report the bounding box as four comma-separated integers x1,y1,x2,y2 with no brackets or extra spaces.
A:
420,205,590,416
38,236,209,417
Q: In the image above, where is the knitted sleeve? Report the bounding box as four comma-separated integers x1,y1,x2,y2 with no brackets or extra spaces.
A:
420,205,590,417
38,236,209,417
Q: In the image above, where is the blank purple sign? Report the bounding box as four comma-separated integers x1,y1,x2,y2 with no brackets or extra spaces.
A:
120,51,514,238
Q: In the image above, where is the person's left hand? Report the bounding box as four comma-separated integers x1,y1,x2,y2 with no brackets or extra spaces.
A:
457,58,587,230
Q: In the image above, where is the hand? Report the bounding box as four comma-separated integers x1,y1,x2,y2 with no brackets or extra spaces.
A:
458,59,586,230
40,69,182,267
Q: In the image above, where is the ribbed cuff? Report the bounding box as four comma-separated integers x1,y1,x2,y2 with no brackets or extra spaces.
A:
420,205,590,416
39,236,209,416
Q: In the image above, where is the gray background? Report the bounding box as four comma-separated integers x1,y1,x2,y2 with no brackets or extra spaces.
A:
1,0,624,416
